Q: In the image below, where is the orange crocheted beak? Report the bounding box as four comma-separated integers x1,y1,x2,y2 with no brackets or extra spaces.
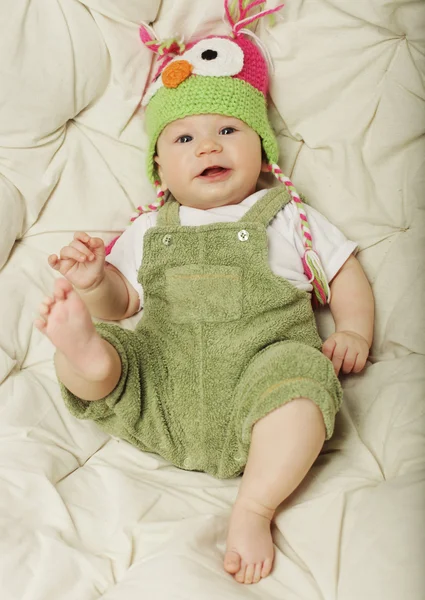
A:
162,60,193,89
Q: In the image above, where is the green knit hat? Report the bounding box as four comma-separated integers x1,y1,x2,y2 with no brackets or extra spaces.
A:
142,37,279,191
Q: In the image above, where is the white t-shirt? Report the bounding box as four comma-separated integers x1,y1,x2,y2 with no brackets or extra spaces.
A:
107,189,358,311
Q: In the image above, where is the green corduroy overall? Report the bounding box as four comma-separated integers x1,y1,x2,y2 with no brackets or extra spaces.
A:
61,186,342,478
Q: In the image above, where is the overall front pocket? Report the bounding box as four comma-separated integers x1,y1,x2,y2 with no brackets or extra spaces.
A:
165,264,243,324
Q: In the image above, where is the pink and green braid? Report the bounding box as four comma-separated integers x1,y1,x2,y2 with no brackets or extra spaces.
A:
268,164,331,305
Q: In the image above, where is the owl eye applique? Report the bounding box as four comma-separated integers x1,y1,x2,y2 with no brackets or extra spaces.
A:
142,37,244,106
183,37,244,77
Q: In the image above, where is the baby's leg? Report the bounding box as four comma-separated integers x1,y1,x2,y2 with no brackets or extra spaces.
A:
224,398,325,584
35,278,122,400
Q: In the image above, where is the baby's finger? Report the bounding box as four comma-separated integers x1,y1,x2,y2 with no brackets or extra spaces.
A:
87,237,105,256
73,231,91,245
59,246,89,263
331,356,342,376
341,347,359,374
48,254,61,270
353,352,367,374
331,344,348,376
322,337,336,360
69,240,96,261
87,236,104,249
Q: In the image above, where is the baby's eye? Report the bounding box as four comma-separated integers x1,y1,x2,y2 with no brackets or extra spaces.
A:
176,135,193,143
220,127,236,135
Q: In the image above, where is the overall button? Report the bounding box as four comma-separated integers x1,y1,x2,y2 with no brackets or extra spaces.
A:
162,234,173,246
238,229,249,242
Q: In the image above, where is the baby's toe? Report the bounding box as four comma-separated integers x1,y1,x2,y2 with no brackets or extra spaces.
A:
243,563,255,585
39,302,51,315
223,550,240,575
261,557,273,578
34,318,46,331
54,278,73,299
234,563,247,584
252,562,263,584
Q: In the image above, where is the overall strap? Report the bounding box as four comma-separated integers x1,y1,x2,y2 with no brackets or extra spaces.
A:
156,198,181,227
240,186,291,226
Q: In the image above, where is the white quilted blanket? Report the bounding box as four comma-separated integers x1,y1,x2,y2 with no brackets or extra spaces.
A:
1,1,424,599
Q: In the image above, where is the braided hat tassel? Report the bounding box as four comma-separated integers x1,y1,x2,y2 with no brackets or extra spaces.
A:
268,164,331,305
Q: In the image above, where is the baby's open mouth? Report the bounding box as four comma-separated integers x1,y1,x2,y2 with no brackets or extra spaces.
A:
198,166,230,179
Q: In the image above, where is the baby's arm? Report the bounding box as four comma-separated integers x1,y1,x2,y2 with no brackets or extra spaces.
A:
49,232,140,321
322,254,374,375
77,263,140,321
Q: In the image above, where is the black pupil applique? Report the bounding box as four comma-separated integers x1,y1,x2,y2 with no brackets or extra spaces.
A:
201,49,218,61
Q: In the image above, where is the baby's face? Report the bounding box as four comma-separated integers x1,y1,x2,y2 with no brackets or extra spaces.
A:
155,114,268,210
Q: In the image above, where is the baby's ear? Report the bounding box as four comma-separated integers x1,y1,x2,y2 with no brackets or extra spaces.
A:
260,148,270,173
154,156,168,192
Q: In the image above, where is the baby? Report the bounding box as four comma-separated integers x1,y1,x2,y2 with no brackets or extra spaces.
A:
35,4,374,586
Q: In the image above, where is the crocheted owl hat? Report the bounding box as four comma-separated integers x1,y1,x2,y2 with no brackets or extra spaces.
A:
111,1,330,304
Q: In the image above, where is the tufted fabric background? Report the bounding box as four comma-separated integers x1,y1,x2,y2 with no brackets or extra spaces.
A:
0,1,424,599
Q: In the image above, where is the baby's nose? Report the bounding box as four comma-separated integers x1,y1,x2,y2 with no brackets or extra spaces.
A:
196,137,222,155
162,60,193,89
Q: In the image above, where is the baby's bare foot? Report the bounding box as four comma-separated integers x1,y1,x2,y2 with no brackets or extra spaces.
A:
224,497,275,584
35,278,110,381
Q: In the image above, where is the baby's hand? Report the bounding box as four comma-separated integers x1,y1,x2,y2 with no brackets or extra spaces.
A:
48,232,106,291
322,331,369,376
